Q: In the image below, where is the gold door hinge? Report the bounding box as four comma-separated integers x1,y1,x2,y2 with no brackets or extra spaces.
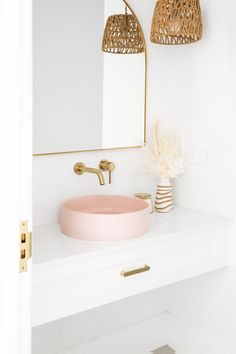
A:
19,220,32,273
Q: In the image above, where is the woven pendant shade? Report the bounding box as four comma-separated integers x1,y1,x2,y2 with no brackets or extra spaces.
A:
102,11,144,54
150,0,202,45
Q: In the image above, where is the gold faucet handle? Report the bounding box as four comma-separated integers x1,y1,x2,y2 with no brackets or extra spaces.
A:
74,162,86,175
99,160,115,184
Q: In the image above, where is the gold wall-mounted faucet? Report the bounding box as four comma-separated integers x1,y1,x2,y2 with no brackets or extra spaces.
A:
74,162,105,186
99,160,115,184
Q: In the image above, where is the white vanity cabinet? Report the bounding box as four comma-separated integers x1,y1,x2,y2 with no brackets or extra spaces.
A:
32,207,231,327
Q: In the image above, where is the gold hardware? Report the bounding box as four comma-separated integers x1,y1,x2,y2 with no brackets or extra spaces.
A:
33,145,143,157
120,264,150,277
74,162,105,186
99,159,115,184
135,193,153,213
19,221,32,273
135,193,151,200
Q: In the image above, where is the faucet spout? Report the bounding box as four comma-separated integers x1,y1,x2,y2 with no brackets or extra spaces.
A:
74,163,105,186
84,167,105,186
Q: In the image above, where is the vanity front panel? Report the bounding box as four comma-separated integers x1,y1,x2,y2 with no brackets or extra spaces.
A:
32,209,231,326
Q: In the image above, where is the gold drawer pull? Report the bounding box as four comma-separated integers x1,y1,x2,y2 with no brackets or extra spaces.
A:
120,265,150,277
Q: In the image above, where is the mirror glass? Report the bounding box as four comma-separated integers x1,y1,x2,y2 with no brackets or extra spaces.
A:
33,0,146,155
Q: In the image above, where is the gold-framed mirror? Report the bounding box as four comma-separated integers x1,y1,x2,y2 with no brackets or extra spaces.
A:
33,0,147,156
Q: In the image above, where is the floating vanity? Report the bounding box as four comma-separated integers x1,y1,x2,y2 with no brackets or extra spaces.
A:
32,207,231,327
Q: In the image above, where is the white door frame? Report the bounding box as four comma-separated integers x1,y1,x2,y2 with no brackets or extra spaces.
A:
0,1,32,353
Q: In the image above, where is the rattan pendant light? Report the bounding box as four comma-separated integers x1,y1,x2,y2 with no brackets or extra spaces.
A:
102,6,144,54
150,0,202,45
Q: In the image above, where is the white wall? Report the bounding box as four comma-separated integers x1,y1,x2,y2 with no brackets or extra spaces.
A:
103,53,145,147
134,0,233,218
33,148,157,226
32,288,169,354
164,269,236,354
33,0,236,353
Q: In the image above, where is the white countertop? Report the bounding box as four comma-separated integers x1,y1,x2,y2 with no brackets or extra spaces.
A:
33,207,231,266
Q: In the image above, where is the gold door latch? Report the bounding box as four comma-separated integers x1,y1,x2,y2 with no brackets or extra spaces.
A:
19,220,32,273
120,264,150,277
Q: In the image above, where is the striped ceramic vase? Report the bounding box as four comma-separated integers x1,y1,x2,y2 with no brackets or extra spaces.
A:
155,178,173,213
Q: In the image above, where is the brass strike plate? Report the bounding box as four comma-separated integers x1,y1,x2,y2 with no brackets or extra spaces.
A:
19,220,32,273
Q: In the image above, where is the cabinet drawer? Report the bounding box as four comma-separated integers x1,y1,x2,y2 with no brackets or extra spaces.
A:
32,228,229,327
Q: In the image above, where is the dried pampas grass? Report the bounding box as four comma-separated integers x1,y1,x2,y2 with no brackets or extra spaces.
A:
144,123,184,179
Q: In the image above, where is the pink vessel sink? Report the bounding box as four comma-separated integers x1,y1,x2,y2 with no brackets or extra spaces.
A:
60,195,150,241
